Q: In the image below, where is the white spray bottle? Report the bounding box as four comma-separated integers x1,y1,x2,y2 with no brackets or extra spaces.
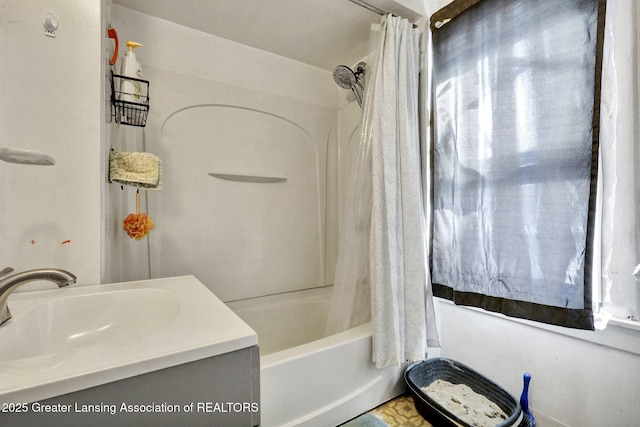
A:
119,41,143,103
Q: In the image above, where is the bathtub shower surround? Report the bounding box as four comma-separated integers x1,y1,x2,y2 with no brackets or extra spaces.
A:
106,4,338,288
142,66,335,302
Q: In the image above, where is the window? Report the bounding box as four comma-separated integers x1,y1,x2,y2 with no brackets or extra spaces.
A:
430,0,605,330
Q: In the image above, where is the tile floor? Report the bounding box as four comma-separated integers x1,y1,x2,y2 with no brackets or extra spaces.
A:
366,394,433,427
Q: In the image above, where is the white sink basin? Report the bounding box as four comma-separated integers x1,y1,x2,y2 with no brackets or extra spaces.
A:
0,276,257,404
0,288,179,362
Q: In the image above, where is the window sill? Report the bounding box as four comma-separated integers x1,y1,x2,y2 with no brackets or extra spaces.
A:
436,298,640,356
608,317,640,332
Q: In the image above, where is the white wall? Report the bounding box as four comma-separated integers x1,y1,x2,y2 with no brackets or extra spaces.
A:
437,302,640,426
109,6,337,109
105,6,359,301
0,0,103,287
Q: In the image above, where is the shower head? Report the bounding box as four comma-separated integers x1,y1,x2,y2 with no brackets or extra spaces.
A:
333,62,368,107
333,65,358,90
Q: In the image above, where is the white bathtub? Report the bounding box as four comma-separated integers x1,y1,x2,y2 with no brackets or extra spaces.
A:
227,287,406,427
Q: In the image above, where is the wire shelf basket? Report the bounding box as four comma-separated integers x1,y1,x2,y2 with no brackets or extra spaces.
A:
110,71,150,127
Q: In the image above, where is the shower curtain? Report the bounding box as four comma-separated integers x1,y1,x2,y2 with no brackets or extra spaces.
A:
326,14,439,369
598,0,640,325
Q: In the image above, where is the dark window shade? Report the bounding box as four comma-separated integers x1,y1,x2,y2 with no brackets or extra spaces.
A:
430,0,606,330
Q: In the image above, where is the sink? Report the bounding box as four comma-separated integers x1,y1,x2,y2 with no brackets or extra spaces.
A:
0,276,257,405
0,288,179,362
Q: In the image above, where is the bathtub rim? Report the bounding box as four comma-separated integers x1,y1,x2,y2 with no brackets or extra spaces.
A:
226,285,332,313
260,322,372,368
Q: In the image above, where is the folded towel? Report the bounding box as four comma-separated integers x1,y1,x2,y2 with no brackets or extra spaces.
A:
109,151,162,190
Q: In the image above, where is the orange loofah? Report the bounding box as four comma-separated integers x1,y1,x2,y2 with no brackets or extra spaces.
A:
123,212,155,240
123,190,155,240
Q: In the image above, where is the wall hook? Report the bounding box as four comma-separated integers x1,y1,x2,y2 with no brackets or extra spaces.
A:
43,11,59,38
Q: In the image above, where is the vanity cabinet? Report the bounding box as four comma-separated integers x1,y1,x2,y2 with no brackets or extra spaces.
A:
1,346,260,426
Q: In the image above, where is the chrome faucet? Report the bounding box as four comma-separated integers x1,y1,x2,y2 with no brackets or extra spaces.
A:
0,268,76,325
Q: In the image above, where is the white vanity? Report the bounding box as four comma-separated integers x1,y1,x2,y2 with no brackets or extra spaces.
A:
0,276,260,426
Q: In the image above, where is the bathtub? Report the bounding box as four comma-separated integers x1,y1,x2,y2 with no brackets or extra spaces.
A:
227,287,406,427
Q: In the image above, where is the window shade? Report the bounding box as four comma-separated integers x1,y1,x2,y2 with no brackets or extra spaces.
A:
430,0,606,330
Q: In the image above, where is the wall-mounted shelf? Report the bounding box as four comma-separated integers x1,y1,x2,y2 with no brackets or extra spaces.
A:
208,173,287,184
0,147,55,165
110,71,150,127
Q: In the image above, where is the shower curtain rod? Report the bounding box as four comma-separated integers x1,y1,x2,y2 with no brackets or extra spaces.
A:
348,0,388,16
348,0,417,27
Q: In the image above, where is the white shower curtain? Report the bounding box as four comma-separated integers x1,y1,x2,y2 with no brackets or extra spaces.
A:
367,15,438,368
324,98,374,336
326,14,439,368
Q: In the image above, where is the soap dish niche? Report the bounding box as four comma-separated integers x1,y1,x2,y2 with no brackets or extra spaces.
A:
110,71,150,127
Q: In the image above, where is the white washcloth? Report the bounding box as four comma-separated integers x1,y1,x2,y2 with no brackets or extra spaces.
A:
109,151,162,189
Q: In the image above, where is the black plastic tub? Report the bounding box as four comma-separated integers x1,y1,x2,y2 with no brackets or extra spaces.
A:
405,358,527,427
